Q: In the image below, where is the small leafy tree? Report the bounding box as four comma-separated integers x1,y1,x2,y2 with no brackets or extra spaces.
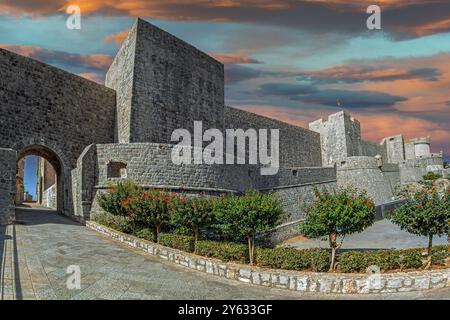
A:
97,181,140,217
122,189,175,243
389,184,449,269
170,194,214,253
213,191,286,265
423,172,443,181
299,187,375,271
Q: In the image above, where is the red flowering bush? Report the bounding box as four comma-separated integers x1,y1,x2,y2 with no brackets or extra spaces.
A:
97,181,140,218
299,187,375,271
122,189,175,243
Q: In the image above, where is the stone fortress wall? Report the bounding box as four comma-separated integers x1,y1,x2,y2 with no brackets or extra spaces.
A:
73,141,336,238
0,47,116,215
309,111,445,206
0,148,17,225
0,18,445,240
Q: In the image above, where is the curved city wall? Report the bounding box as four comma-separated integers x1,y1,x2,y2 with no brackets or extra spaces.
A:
0,18,445,242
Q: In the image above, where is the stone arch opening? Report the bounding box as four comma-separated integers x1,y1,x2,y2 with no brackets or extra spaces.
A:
16,145,63,212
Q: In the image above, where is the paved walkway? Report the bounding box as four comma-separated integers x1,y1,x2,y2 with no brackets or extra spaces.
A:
284,219,449,250
0,208,448,300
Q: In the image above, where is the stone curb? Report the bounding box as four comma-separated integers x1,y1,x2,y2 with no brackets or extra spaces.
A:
86,221,450,294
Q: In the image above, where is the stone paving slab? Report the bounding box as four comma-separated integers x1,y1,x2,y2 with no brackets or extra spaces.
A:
0,208,449,300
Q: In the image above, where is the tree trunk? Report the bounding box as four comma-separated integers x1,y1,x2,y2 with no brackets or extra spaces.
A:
194,228,199,254
248,235,255,265
329,233,338,272
156,223,162,244
425,234,433,270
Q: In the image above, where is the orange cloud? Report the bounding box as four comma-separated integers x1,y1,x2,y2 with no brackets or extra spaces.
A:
0,44,113,71
0,1,289,17
104,30,130,46
350,53,450,113
299,65,439,84
77,72,105,84
2,0,450,40
210,50,261,65
307,0,424,8
399,18,450,37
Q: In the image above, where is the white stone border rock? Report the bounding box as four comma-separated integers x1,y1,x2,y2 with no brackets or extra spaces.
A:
86,221,449,294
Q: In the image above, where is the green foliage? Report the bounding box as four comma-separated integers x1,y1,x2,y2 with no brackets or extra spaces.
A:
196,240,249,263
92,212,134,234
255,247,329,272
423,172,443,181
300,187,375,239
135,228,156,242
213,191,286,264
170,194,214,252
159,233,195,252
97,181,140,217
338,249,423,273
390,186,449,239
121,189,175,242
431,245,450,266
299,186,375,270
389,184,449,268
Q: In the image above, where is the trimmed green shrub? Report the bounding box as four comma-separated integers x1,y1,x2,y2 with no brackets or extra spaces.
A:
196,240,248,263
389,184,449,269
423,172,443,181
431,245,450,266
212,191,286,264
93,212,134,234
338,249,424,273
300,187,375,271
159,233,195,253
170,195,214,253
399,249,424,270
256,247,329,272
135,228,156,242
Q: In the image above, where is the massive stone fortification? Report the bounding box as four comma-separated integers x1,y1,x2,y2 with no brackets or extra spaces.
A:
309,111,445,205
106,18,225,144
0,18,445,240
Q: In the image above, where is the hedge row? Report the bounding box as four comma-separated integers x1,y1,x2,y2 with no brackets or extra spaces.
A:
338,245,449,273
135,231,249,263
255,247,329,272
93,212,134,234
196,240,249,263
160,233,195,253
94,213,449,273
338,249,422,273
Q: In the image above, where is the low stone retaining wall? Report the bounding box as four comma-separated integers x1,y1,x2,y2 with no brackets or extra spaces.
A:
86,221,450,294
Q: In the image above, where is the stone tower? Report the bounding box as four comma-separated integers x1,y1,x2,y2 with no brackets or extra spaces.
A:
411,137,431,157
381,135,405,164
309,111,362,166
105,18,225,144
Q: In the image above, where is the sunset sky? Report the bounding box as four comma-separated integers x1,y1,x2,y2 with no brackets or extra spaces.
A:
1,1,449,161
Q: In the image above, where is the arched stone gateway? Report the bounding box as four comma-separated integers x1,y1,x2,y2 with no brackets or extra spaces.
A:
17,145,63,212
0,47,116,221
